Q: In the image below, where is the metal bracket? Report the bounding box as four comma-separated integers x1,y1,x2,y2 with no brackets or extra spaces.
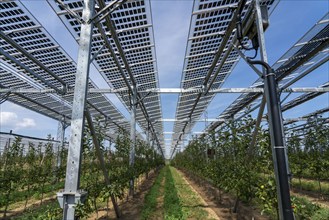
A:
89,43,106,64
55,0,85,24
88,0,126,24
233,44,263,77
0,91,11,104
57,190,87,209
136,91,151,106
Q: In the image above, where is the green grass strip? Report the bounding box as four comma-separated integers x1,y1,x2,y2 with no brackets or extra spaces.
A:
291,178,329,196
164,166,183,220
141,168,165,220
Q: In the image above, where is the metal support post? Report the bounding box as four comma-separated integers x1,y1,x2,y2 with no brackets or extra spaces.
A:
263,65,294,219
129,86,137,196
151,138,155,160
57,0,94,219
146,124,150,179
56,121,67,169
85,110,121,218
248,94,266,156
253,0,294,219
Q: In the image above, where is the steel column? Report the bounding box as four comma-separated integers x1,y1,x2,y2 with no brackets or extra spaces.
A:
85,110,121,218
248,95,266,156
56,121,67,169
147,123,150,145
58,0,95,219
129,86,137,196
254,0,294,219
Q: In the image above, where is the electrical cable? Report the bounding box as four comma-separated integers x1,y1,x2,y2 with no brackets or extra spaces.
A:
235,0,259,59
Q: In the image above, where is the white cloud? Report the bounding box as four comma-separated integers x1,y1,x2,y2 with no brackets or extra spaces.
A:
0,111,36,130
0,112,18,126
16,118,36,129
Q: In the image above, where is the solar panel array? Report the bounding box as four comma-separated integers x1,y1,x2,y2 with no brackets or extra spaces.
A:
1,0,327,157
204,12,329,133
0,1,131,138
285,107,329,135
171,0,278,152
48,0,164,146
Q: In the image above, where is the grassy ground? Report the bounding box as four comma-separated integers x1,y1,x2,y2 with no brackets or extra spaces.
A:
169,166,217,220
291,177,329,197
262,173,329,197
141,166,217,220
141,168,165,220
164,166,183,219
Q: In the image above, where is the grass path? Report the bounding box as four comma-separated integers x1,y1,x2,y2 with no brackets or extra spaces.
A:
141,166,219,220
141,168,165,220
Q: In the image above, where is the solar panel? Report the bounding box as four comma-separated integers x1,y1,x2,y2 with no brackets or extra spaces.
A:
171,0,278,152
47,0,164,146
281,82,329,112
0,1,131,137
205,12,329,133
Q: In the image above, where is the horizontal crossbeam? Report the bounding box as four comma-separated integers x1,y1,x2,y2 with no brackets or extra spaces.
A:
1,87,328,94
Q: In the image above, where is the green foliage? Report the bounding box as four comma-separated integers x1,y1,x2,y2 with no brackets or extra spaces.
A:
287,117,329,199
311,208,329,220
291,196,320,219
291,178,329,196
12,200,61,220
172,116,273,205
287,117,329,181
255,178,278,216
0,135,63,218
0,119,164,219
75,118,165,218
0,137,24,213
172,114,329,217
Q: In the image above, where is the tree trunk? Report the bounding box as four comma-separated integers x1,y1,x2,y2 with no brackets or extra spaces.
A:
317,176,322,198
232,195,239,213
40,177,45,205
94,199,98,219
24,184,30,211
299,176,302,191
106,197,110,217
4,186,12,218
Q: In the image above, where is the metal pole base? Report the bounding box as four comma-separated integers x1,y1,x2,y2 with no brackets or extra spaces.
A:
57,190,88,219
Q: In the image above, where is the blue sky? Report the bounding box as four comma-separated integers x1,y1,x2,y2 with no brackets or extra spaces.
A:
0,0,328,157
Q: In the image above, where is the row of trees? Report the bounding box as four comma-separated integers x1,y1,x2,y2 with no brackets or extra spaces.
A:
0,118,164,219
171,115,329,217
75,119,164,218
0,135,66,217
287,117,329,193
